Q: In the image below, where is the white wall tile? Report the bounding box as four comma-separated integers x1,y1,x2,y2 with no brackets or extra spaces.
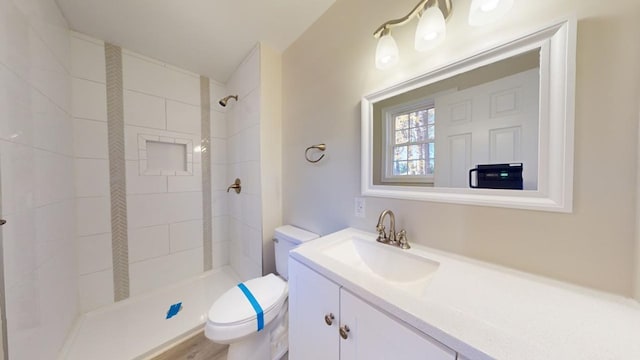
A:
5,273,40,359
35,200,75,267
34,150,74,207
170,220,202,252
211,138,227,165
211,164,227,192
164,67,201,105
0,66,33,146
74,118,108,159
32,199,76,273
71,78,106,121
212,241,230,269
168,163,201,193
122,54,167,96
209,80,227,113
168,247,203,278
227,190,241,220
122,53,200,105
70,35,105,83
123,90,166,129
213,216,229,243
239,161,261,196
75,158,109,197
32,89,74,156
15,0,70,67
129,248,204,296
243,224,262,265
242,125,261,162
0,0,30,79
0,1,77,358
235,88,260,132
36,242,78,357
29,28,70,112
166,100,200,134
0,142,35,216
211,109,226,139
242,194,262,231
125,160,167,194
2,210,37,290
79,269,114,312
127,193,169,229
226,105,239,137
212,190,227,217
227,46,260,99
166,191,203,223
77,233,112,275
129,256,170,296
76,197,111,236
227,133,239,163
129,225,170,263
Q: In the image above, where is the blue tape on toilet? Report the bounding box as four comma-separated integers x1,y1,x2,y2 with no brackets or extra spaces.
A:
237,283,264,331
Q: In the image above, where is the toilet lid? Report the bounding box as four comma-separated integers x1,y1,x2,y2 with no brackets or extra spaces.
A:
208,274,287,326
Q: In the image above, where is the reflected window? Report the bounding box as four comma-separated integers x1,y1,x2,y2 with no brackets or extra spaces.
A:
384,99,435,183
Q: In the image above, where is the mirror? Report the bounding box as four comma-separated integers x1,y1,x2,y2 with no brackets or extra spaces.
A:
361,19,576,212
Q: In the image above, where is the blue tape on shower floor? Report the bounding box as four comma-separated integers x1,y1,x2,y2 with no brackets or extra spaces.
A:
237,283,264,331
166,302,182,319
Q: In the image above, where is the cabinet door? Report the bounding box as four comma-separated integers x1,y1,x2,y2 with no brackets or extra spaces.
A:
289,259,341,360
339,289,456,360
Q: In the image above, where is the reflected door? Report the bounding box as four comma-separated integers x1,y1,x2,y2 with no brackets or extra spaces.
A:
434,69,539,189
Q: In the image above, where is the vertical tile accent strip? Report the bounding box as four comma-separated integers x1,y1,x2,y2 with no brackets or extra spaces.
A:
201,76,213,270
105,43,130,301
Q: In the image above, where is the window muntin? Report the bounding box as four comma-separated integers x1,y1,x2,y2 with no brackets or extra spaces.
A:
384,100,435,183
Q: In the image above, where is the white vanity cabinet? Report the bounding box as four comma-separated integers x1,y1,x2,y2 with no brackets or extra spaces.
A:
289,259,456,360
289,258,340,360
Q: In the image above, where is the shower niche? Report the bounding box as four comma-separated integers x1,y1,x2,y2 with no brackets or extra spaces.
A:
138,134,194,176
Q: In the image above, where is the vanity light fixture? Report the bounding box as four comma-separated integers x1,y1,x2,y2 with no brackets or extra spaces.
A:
374,0,514,69
468,0,513,26
373,0,452,69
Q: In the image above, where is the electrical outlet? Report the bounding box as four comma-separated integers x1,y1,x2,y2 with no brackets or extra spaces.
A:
354,197,366,218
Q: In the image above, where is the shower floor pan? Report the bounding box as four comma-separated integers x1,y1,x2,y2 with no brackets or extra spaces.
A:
59,266,240,360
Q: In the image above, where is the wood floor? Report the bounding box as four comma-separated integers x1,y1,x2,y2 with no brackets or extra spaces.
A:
149,331,228,360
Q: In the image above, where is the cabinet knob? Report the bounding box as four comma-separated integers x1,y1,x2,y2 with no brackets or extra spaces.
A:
0,219,5,226
339,324,350,340
324,313,335,326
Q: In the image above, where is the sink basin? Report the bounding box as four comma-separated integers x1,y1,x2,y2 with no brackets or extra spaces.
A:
321,236,439,297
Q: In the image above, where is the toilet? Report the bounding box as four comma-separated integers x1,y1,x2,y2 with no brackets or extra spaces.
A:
205,225,319,360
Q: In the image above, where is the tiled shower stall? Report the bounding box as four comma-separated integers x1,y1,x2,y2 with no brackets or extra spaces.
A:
0,0,280,357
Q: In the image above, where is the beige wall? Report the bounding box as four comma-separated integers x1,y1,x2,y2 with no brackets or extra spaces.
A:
282,0,640,296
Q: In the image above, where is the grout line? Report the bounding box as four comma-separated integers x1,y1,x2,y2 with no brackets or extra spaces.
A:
72,76,107,86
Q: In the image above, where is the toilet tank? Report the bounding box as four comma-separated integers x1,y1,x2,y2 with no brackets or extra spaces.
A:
274,225,319,280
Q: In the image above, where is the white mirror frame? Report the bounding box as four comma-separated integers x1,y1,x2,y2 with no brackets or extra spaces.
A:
361,18,576,212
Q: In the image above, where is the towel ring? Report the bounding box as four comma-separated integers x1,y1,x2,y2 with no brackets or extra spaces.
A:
305,144,326,163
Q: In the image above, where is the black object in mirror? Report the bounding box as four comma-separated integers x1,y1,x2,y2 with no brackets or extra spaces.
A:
469,163,523,190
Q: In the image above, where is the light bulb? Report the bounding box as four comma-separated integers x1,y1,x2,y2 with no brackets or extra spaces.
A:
468,0,514,26
414,6,446,52
375,33,399,70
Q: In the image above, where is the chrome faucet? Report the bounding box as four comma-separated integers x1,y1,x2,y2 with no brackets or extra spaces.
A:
375,209,410,249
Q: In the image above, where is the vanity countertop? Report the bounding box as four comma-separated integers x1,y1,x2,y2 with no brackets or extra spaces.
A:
290,227,640,360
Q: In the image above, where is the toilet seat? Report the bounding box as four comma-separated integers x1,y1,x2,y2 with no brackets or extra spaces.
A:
205,274,288,343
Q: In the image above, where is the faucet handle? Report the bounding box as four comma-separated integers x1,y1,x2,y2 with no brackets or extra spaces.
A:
397,229,410,249
375,224,387,243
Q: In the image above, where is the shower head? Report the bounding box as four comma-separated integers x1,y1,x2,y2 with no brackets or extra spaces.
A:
219,95,238,107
